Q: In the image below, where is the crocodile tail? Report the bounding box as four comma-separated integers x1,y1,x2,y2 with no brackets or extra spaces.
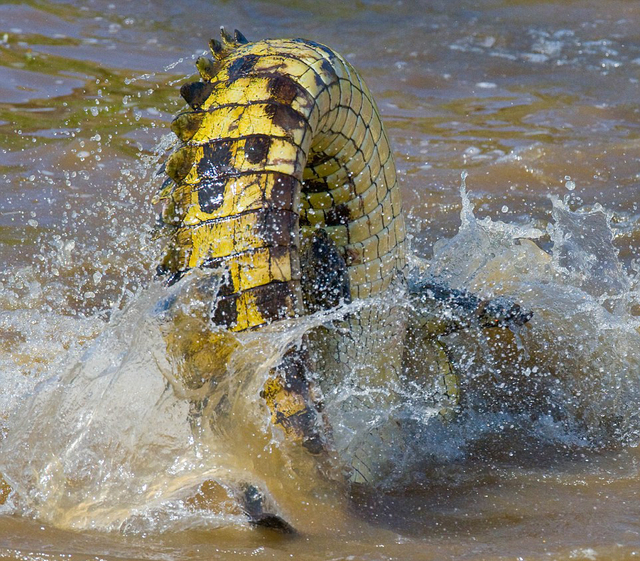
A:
158,30,405,332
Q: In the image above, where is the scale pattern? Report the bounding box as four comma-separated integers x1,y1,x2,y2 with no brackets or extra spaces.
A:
157,30,406,331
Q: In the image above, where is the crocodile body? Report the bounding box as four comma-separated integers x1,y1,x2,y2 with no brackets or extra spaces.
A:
0,31,531,525
157,30,412,477
156,30,531,500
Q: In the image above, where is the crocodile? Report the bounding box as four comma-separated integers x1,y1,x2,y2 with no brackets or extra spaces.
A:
155,29,531,530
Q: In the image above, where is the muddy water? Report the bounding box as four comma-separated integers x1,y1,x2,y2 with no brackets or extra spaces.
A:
2,0,640,559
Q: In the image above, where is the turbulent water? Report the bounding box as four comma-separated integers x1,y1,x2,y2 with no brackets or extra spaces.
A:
2,1,640,560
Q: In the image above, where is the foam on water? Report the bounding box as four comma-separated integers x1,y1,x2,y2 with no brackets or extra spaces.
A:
1,173,639,532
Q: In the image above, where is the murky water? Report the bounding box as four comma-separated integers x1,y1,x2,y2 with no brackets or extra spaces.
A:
2,0,640,559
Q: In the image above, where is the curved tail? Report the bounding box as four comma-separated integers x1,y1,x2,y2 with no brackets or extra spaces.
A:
157,30,405,331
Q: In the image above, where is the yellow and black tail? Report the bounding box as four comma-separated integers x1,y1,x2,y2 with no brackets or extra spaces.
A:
157,29,405,331
156,29,408,465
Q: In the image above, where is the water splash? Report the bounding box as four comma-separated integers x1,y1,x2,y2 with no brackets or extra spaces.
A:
1,176,640,531
425,185,640,449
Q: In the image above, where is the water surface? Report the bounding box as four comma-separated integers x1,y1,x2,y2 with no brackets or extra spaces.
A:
1,1,640,560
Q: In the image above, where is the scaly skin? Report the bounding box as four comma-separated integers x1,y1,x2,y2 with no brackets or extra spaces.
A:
156,30,531,488
158,31,405,330
157,30,411,478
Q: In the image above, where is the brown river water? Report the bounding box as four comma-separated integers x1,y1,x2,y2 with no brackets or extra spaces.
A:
2,1,640,559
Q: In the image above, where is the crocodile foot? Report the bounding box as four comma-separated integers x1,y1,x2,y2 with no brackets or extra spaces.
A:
241,484,297,535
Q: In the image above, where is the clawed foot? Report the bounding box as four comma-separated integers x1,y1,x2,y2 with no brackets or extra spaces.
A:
241,484,297,535
408,275,533,334
477,296,533,329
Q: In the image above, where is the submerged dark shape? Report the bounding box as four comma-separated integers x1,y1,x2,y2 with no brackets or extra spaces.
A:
407,276,533,332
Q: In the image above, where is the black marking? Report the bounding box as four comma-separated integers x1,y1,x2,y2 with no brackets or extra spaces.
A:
265,104,306,135
325,203,351,226
313,71,324,89
301,229,351,313
155,264,184,286
244,135,271,164
273,347,326,455
319,59,333,76
216,267,236,296
200,100,312,140
293,38,338,63
242,484,297,535
269,173,300,210
252,513,297,534
213,282,298,328
302,179,328,194
268,75,301,105
259,209,298,247
198,177,227,213
270,243,294,263
307,151,335,167
253,282,298,322
202,248,296,295
180,81,214,109
211,292,239,328
220,27,235,47
198,140,234,178
211,53,333,94
299,214,310,227
227,54,260,80
209,38,224,58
